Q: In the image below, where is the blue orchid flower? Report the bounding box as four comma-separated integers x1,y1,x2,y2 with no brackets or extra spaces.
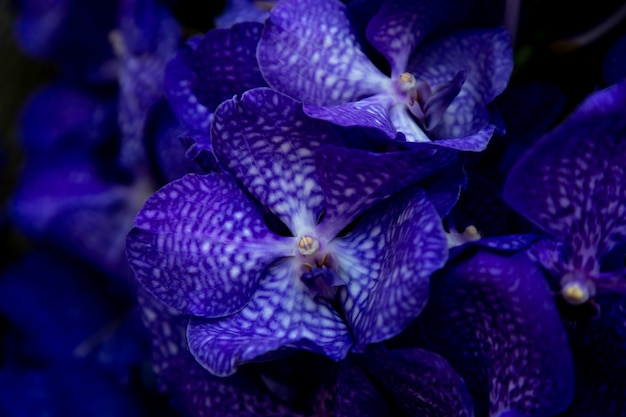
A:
126,88,454,376
502,80,626,415
256,0,513,150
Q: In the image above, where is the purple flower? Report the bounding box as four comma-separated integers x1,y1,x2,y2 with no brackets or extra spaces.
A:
257,0,513,150
504,80,626,305
126,88,452,376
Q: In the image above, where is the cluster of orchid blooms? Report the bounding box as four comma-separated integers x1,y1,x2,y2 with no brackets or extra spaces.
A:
2,0,626,416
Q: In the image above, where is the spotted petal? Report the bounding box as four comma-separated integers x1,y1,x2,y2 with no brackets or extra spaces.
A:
257,0,389,106
504,81,626,267
190,22,267,111
315,144,456,237
332,187,448,347
353,349,474,417
420,250,574,417
187,258,352,376
366,0,472,76
126,173,293,317
408,29,513,140
212,88,342,234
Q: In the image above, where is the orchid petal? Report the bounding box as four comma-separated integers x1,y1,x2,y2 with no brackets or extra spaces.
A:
190,22,267,110
315,144,457,237
333,360,390,417
504,81,626,267
421,250,574,417
212,88,342,234
258,0,389,106
366,0,472,76
563,292,626,415
409,29,513,140
303,94,397,139
172,361,309,417
354,348,474,417
163,38,212,131
333,187,448,347
10,155,138,281
187,258,352,376
126,173,293,317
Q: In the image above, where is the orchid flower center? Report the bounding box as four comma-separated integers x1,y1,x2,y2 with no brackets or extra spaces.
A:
296,234,328,269
393,72,419,106
295,234,343,299
446,225,482,249
560,272,596,305
297,235,320,256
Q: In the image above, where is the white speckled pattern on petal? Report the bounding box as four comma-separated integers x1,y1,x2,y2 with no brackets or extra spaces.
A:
421,250,574,417
504,81,626,270
332,187,448,347
212,88,342,235
258,0,389,106
187,258,352,376
127,173,293,317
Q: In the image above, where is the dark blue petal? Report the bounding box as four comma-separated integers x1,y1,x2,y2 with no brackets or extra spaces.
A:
14,0,118,80
331,359,391,417
0,365,144,417
420,250,574,416
163,37,212,131
171,363,310,417
10,155,140,282
365,0,474,76
504,81,626,270
144,99,206,182
114,0,180,168
18,83,117,154
0,251,114,362
190,22,267,110
560,292,626,416
136,287,189,391
314,144,457,237
353,348,474,417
